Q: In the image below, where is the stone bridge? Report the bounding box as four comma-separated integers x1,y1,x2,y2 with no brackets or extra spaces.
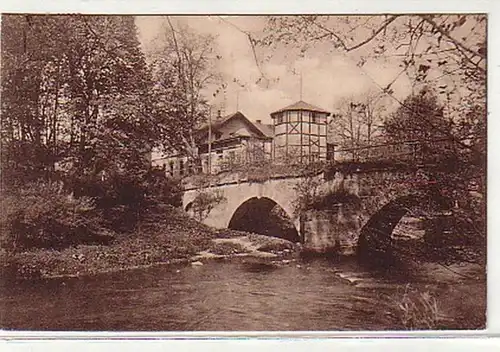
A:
182,162,451,257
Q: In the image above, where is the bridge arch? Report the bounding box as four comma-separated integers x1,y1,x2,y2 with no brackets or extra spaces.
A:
228,196,300,243
357,192,453,265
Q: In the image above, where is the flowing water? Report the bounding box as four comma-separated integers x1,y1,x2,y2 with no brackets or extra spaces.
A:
0,256,485,331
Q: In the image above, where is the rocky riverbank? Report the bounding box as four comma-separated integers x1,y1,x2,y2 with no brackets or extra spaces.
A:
1,203,485,283
0,205,297,280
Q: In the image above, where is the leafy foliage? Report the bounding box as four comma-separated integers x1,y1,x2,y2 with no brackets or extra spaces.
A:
310,189,362,211
0,15,188,254
0,182,112,251
189,189,227,222
258,15,486,168
290,162,327,218
1,15,155,189
259,15,485,87
383,88,485,245
384,88,449,142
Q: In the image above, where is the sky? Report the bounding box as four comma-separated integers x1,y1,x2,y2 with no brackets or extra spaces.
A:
135,16,416,124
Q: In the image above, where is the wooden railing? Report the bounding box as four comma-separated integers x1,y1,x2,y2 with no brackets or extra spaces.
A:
332,138,457,165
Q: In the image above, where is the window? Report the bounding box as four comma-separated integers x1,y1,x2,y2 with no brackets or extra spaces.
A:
327,143,336,161
202,157,208,173
179,160,184,176
311,113,319,123
276,114,283,124
169,161,174,176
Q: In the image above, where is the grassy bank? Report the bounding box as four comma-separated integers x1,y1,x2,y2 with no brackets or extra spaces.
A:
0,204,295,280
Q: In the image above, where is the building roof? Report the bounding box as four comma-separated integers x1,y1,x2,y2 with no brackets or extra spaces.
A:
253,121,274,138
197,111,240,132
233,127,252,137
197,111,272,140
270,100,331,117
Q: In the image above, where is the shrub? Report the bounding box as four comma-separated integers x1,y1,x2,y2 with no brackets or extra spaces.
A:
0,181,112,251
67,166,182,232
389,284,441,330
310,189,362,211
70,167,179,206
143,167,182,207
190,189,226,221
424,211,485,248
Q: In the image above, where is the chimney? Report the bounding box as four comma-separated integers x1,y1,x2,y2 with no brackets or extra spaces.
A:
256,120,261,124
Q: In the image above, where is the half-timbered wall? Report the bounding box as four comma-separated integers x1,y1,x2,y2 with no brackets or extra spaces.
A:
273,110,328,162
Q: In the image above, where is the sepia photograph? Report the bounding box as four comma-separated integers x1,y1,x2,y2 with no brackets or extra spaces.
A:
0,13,487,332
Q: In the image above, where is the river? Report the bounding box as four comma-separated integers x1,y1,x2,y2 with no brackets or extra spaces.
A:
0,256,485,331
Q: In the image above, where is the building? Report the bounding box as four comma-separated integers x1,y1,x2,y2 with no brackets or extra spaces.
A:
196,111,273,174
151,111,273,177
270,100,331,163
151,100,332,176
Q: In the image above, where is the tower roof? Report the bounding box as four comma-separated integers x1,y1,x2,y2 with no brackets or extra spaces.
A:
270,100,331,117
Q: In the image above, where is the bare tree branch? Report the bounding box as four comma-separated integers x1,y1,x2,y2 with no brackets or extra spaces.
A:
303,15,400,52
420,15,485,61
217,16,267,82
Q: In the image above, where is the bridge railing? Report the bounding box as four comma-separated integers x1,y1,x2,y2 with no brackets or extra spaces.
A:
184,138,458,183
332,138,457,165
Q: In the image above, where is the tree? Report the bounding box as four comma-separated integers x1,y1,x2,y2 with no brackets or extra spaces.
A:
1,15,157,189
60,16,154,176
382,87,485,250
259,15,486,186
382,87,455,163
149,17,224,172
1,15,188,251
190,189,226,222
258,15,486,254
1,15,66,183
260,15,485,82
329,91,386,161
258,15,486,151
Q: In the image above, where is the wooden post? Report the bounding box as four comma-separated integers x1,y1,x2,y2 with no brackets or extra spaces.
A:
208,106,212,174
285,111,289,159
300,110,303,164
308,111,312,163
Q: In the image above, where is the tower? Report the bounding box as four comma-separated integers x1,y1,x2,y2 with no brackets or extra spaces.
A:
270,100,331,163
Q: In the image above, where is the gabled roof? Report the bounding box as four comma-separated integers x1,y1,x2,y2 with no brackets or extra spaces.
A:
196,111,271,139
233,127,252,137
253,122,274,138
197,111,239,132
270,100,331,117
